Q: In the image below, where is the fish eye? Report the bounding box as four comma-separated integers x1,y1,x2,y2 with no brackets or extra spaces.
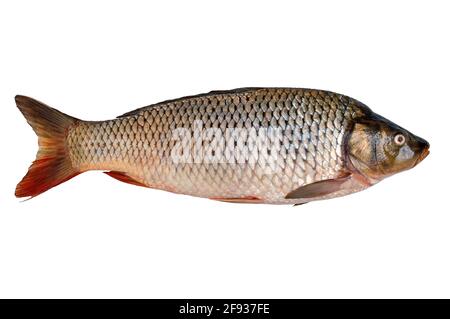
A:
394,133,406,146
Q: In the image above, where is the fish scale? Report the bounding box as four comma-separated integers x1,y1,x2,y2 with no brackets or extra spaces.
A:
64,88,359,204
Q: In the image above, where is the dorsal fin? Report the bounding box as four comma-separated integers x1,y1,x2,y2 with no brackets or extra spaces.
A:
116,88,261,118
206,87,260,95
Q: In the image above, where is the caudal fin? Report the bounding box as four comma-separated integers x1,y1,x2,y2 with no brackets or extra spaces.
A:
15,95,80,198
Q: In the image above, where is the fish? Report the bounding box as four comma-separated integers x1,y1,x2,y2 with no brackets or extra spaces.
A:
15,88,430,205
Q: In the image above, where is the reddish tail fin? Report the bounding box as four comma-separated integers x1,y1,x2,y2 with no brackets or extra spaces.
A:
15,95,80,198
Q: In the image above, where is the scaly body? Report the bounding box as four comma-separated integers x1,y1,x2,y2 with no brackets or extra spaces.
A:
15,88,429,204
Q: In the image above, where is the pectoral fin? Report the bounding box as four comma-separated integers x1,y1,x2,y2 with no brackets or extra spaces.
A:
285,173,351,200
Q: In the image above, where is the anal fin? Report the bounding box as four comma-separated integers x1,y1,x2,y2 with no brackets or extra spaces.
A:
104,171,148,188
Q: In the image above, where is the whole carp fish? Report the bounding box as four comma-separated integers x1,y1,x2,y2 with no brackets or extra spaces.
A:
15,88,429,205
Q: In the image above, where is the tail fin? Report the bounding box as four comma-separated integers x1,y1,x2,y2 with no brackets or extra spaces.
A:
15,95,80,198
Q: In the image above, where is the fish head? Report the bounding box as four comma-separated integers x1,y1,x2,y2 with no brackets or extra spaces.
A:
346,113,429,181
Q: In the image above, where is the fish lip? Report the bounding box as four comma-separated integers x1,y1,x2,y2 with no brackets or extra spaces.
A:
415,147,430,166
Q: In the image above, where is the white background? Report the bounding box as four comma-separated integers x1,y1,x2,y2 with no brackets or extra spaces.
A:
0,0,448,298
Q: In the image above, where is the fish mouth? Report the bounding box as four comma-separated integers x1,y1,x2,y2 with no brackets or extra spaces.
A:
415,147,430,166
